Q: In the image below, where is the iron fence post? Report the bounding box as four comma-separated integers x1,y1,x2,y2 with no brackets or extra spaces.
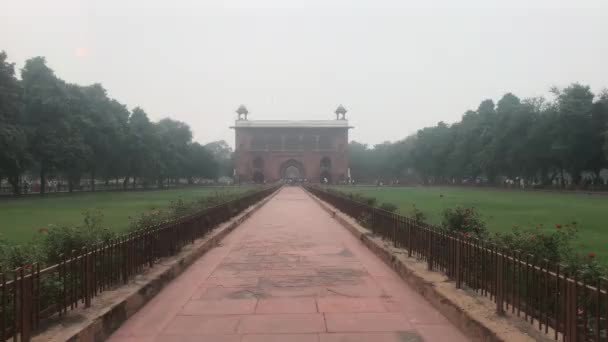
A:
122,238,128,285
371,208,376,235
20,268,32,342
1,273,5,342
392,214,397,247
427,229,434,271
565,275,578,342
455,238,462,289
496,249,505,316
407,222,412,258
84,247,92,308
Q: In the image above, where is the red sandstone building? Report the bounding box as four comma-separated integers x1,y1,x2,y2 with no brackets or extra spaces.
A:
232,105,352,183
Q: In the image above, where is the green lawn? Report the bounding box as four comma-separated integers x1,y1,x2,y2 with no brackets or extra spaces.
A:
332,186,608,262
0,186,252,243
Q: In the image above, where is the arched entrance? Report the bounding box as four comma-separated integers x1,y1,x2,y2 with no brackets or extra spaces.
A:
320,157,332,183
252,156,265,183
284,166,301,179
279,159,305,181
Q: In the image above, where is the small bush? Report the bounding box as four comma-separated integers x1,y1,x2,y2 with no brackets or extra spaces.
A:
441,206,487,238
129,190,245,232
129,207,168,231
168,198,194,220
492,222,607,281
349,193,377,207
410,205,426,224
379,202,398,213
0,237,40,271
42,210,115,264
564,252,607,283
492,223,577,263
363,197,377,207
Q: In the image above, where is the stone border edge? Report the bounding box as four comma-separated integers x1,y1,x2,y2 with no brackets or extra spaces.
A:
35,187,281,342
305,188,552,342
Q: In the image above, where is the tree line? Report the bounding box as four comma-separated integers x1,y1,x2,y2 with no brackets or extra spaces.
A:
0,51,232,195
350,84,608,188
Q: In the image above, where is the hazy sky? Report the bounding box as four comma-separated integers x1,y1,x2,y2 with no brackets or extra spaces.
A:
2,0,607,147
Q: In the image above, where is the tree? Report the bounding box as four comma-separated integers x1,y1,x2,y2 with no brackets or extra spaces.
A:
349,84,607,189
551,84,595,185
587,90,608,182
124,107,159,188
185,143,217,182
0,51,28,194
348,141,373,182
100,99,130,184
21,57,72,194
205,140,233,178
155,118,193,185
60,83,93,191
77,84,128,191
412,121,455,182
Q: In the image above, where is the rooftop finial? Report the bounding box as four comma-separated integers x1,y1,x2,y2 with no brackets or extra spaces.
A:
236,105,249,120
335,105,347,120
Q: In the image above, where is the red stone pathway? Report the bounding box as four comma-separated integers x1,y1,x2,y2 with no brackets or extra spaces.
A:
109,187,468,342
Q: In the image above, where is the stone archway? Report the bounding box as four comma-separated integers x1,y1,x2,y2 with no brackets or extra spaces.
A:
320,157,332,183
252,156,265,183
279,159,305,180
284,166,301,179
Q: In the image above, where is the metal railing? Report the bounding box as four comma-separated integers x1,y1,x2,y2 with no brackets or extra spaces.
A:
0,183,234,197
0,185,279,341
306,185,607,342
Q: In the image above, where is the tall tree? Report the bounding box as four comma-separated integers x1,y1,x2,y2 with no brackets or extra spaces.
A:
21,57,72,194
412,121,454,182
125,107,158,188
155,118,193,185
205,140,233,178
589,90,608,181
551,84,595,185
0,51,28,194
78,84,127,190
60,83,92,191
185,143,218,182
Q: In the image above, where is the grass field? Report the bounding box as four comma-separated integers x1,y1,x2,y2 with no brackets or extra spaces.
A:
332,186,608,262
0,186,252,244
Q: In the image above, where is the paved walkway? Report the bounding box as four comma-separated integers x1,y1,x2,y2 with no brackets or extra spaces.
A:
110,187,467,342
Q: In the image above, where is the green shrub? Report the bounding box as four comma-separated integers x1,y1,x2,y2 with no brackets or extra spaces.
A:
128,190,245,232
42,210,115,264
350,193,377,207
129,207,168,231
441,206,488,238
363,197,377,207
168,198,195,220
379,202,398,213
492,223,577,263
564,252,607,283
410,204,426,224
492,221,608,281
0,237,40,271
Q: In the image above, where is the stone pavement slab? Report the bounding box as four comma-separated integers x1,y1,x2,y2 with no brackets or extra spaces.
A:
109,187,468,342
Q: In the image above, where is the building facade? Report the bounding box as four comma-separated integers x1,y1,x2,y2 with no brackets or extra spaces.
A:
232,107,352,183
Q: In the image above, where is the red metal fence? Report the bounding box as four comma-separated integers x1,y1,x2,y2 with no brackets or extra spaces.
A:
306,185,607,342
0,185,278,341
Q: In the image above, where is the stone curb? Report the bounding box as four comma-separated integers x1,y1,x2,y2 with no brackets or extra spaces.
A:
305,189,553,342
33,188,280,342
